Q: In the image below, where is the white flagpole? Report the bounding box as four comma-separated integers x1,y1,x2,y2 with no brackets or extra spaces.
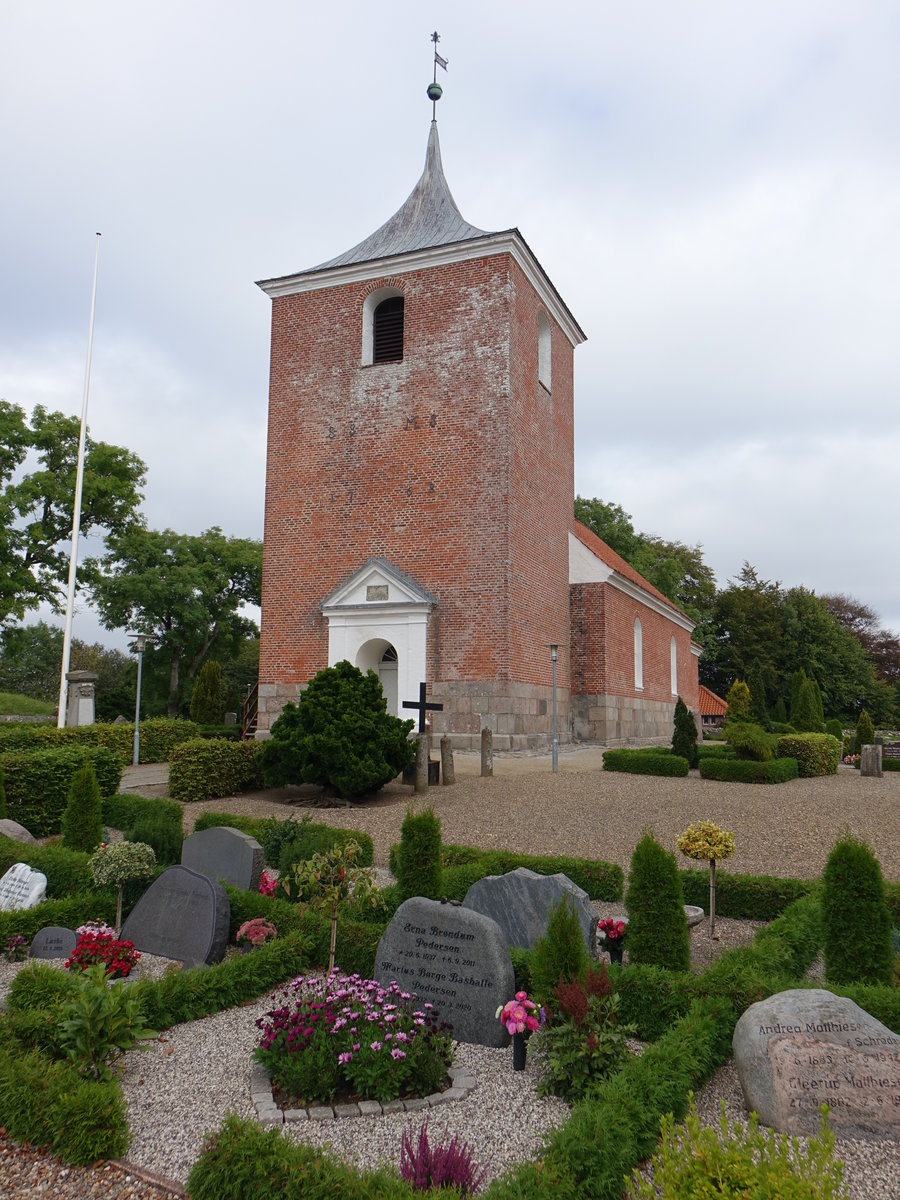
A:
57,232,101,728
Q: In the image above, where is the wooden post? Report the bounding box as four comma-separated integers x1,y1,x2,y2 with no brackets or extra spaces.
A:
440,735,455,785
480,727,493,777
415,733,430,793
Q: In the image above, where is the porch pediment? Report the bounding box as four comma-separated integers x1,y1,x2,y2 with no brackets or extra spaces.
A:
320,559,437,614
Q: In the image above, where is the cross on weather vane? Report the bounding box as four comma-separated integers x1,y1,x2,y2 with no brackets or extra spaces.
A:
427,31,448,119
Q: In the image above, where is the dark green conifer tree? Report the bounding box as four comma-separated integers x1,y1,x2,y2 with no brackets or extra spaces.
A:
190,659,224,725
792,679,821,733
671,697,699,767
624,831,690,972
396,806,442,902
823,835,893,985
60,763,104,853
746,661,770,729
854,708,875,753
789,668,807,726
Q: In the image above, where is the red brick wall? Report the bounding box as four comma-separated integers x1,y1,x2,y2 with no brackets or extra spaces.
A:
259,251,574,702
570,580,698,706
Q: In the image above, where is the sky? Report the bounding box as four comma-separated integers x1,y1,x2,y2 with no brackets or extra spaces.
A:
1,1,898,650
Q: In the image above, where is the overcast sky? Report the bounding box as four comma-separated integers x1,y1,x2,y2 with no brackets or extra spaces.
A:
2,1,898,650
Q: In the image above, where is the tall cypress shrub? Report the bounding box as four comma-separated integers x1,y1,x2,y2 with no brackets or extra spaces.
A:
810,679,825,728
854,709,875,754
724,680,750,721
396,805,442,902
746,661,770,729
530,893,591,1004
624,831,690,972
791,679,821,733
190,659,224,725
671,697,699,767
789,668,807,725
822,835,893,985
60,762,104,853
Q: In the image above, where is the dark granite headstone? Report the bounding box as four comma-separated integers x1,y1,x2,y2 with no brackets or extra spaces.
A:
29,926,77,960
181,826,264,892
733,988,900,1141
0,863,47,912
374,897,514,1047
120,865,230,967
463,867,597,954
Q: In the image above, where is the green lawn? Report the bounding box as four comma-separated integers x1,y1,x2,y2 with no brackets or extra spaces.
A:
0,691,56,717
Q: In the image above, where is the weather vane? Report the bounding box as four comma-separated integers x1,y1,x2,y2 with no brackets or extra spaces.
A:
427,31,448,118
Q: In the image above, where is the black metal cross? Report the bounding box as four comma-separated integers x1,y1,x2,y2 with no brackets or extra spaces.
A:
402,681,444,733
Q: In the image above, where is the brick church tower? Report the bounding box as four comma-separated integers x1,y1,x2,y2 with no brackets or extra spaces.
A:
256,117,586,749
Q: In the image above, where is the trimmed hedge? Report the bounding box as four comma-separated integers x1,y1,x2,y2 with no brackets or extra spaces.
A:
699,756,799,784
602,748,690,776
193,812,375,869
169,738,264,803
0,836,93,898
678,867,813,921
0,1046,130,1165
388,844,624,903
0,717,200,764
102,793,184,833
776,733,840,777
0,747,122,836
0,891,117,943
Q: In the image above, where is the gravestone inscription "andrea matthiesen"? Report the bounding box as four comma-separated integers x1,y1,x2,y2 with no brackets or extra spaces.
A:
374,897,513,1048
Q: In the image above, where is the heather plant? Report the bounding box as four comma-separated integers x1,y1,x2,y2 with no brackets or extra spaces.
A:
400,1117,487,1196
397,804,443,902
235,918,277,948
89,840,157,934
254,972,453,1105
625,831,690,971
536,964,635,1102
822,835,893,985
530,893,591,1004
5,933,28,961
626,1097,844,1199
57,963,157,1081
60,762,104,853
65,921,141,979
854,708,875,753
670,696,698,768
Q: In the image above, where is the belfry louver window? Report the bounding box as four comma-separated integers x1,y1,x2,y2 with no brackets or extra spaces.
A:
373,296,404,362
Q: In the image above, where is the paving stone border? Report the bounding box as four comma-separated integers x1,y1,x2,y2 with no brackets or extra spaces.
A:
250,1060,477,1124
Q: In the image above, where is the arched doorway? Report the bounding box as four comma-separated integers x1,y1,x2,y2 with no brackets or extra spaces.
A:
356,638,399,716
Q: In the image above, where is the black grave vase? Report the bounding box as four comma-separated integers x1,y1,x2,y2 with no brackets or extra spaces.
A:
608,942,623,966
512,1032,527,1071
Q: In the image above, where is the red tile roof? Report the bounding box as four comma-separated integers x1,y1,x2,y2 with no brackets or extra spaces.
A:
698,684,728,716
572,521,690,620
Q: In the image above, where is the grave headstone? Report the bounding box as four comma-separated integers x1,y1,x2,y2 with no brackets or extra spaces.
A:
733,988,900,1141
0,819,37,845
463,868,597,954
181,826,264,892
29,925,77,960
0,862,47,912
120,865,230,967
375,897,514,1047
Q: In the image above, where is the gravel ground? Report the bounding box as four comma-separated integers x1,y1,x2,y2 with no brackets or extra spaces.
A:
1,757,897,1196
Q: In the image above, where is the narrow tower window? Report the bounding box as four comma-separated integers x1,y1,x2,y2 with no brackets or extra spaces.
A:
373,296,404,363
670,636,678,695
538,311,551,391
634,618,643,690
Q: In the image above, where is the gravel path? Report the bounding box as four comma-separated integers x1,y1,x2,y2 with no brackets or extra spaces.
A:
1,756,897,1196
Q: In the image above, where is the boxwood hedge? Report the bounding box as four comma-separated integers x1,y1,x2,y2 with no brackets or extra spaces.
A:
699,756,799,784
0,746,122,835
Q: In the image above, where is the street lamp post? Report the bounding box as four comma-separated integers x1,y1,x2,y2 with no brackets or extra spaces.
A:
549,644,559,774
129,634,148,766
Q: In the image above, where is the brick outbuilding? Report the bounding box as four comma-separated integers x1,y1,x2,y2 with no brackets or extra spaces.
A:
256,119,699,748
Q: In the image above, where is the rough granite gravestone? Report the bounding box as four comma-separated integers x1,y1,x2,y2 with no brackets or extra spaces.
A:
375,897,514,1047
29,926,77,960
463,868,597,954
181,826,264,893
733,988,899,1141
0,863,47,912
120,865,230,967
0,819,37,845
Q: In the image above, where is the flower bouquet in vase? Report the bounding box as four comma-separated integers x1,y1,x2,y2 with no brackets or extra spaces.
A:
596,918,627,965
496,991,545,1070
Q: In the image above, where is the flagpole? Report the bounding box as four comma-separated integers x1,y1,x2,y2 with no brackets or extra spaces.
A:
57,232,101,728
